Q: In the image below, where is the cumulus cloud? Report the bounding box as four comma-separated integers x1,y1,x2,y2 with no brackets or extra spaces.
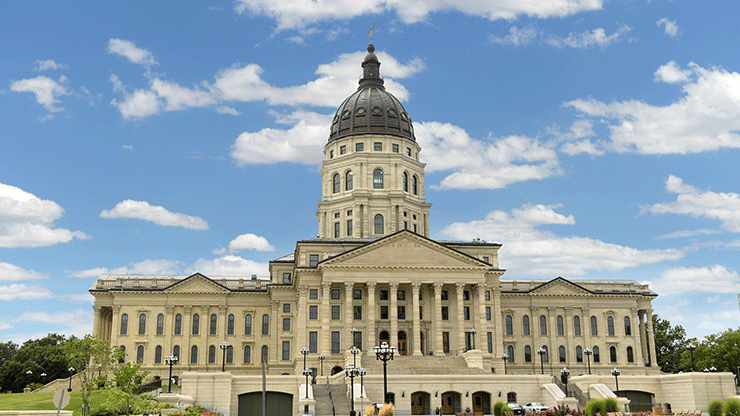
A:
654,61,692,83
647,265,740,296
490,26,539,46
10,75,69,113
442,203,684,277
109,74,161,119
643,175,740,232
188,255,269,277
234,0,604,30
150,78,216,111
121,145,134,151
0,262,48,281
567,62,740,154
545,25,631,49
100,200,209,230
226,233,275,252
15,309,93,339
68,259,182,278
0,182,89,248
0,284,54,301
657,17,679,37
216,106,240,116
107,39,158,67
34,60,67,71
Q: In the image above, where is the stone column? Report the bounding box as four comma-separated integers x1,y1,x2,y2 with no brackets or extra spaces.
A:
345,281,355,349
270,300,280,363
165,305,175,360
200,305,210,367
390,282,399,350
321,282,332,355
476,284,487,352
492,285,504,367
411,282,421,356
183,306,192,366
638,311,649,366
93,306,102,338
297,286,308,355
366,282,377,356
631,308,644,366
564,307,573,363
456,282,466,353
646,309,658,367
433,282,444,356
219,305,227,339
111,305,121,351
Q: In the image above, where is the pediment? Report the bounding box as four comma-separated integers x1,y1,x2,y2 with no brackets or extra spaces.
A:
164,273,230,293
530,277,591,295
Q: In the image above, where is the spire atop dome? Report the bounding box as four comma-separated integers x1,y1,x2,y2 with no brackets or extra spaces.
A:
360,42,384,88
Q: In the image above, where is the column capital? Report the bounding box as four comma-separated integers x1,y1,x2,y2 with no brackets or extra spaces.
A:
344,281,355,288
322,281,332,290
433,282,443,290
366,281,377,290
389,281,399,290
411,281,421,291
581,307,590,316
112,305,121,313
201,305,210,314
531,306,540,314
270,300,280,310
183,305,192,313
219,305,227,315
93,305,102,313
455,282,465,289
299,285,309,296
548,307,556,314
166,305,175,313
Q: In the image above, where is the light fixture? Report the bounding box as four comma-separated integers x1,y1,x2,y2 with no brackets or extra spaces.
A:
402,389,405,397
435,389,438,397
498,389,502,397
466,389,469,397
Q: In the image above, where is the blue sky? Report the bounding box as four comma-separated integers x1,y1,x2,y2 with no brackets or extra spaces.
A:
2,0,740,344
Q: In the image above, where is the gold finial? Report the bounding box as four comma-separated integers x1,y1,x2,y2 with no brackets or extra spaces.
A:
369,22,375,42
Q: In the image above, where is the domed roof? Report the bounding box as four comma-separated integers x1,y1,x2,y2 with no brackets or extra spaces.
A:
329,43,415,142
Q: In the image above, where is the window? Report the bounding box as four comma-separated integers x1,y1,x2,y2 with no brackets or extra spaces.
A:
627,346,634,363
226,346,233,363
309,255,319,267
119,346,125,363
190,346,198,364
331,332,340,353
485,291,491,301
261,346,268,363
210,314,217,335
283,304,291,313
403,172,408,192
557,316,564,336
354,306,362,320
283,273,291,284
333,174,340,193
173,345,180,359
192,314,199,335
329,150,333,159
624,316,632,336
309,305,318,320
392,144,399,153
523,315,530,335
398,306,406,320
244,346,251,363
412,176,418,195
341,170,352,193
228,314,235,335
157,314,164,335
353,331,363,350
541,346,549,362
574,316,581,336
379,290,389,300
441,306,449,320
309,332,318,353
610,346,617,363
174,314,182,335
374,214,384,234
379,305,388,319
404,221,408,229
353,289,362,300
591,316,598,336
347,220,353,236
331,288,340,299
340,145,346,155
334,222,340,238
419,306,423,320
413,224,417,233
283,318,290,331
540,315,547,335
332,305,340,320
209,345,216,363
463,290,470,301
463,306,470,320
245,314,252,334
373,169,384,188
505,315,513,335
593,346,600,363
441,290,448,301
137,346,144,363
259,314,270,336
482,256,490,264
374,142,382,151
154,345,162,363
406,147,411,156
608,316,615,336
139,314,146,335
356,143,364,152
576,346,583,362
310,289,318,299
525,346,532,362
120,314,128,335
559,346,566,363
443,332,450,353
507,345,515,362
282,341,291,361
397,290,405,300
486,307,491,321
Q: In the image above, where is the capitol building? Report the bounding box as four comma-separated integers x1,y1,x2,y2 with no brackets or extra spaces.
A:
89,43,734,416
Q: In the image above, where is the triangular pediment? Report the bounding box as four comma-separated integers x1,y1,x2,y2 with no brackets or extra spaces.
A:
530,277,591,295
164,273,230,293
322,231,488,269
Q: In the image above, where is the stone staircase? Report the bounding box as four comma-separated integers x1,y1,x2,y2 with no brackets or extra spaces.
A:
315,377,351,416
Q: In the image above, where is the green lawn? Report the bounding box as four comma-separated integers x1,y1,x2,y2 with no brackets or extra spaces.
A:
0,389,109,416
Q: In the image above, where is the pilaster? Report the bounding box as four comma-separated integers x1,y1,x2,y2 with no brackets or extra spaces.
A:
433,282,444,356
411,282,421,356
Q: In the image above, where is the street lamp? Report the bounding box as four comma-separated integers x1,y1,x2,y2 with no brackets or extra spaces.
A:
584,348,593,375
68,367,75,392
358,367,366,398
374,341,396,404
351,327,359,350
318,353,326,376
537,347,546,375
612,367,621,392
502,353,508,375
345,365,361,416
165,354,178,393
470,328,477,351
301,346,310,399
560,367,570,396
302,368,312,399
219,341,230,372
349,346,360,411
687,341,697,372
25,370,32,389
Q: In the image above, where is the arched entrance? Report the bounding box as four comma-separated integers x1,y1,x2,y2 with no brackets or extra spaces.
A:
472,391,491,414
411,392,431,415
440,391,461,415
238,391,293,416
398,331,408,355
379,330,390,346
331,366,343,375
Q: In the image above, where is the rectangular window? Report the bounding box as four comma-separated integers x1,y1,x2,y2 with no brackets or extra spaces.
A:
354,306,362,320
309,332,318,353
406,147,411,156
463,306,471,320
398,306,406,320
310,289,318,299
392,144,399,153
443,332,450,353
485,291,491,301
374,142,382,151
441,306,449,320
397,290,405,300
487,332,493,353
482,256,489,263
347,220,353,236
309,254,319,267
463,290,470,301
486,307,492,321
309,305,318,320
282,341,290,361
283,318,290,331
353,331,362,350
340,145,346,155
347,210,352,216
353,289,362,300
413,224,417,233
282,273,291,284
356,143,364,152
379,290,389,300
441,290,448,301
380,305,389,320
334,212,340,218
331,289,340,299
331,305,340,320
331,332,340,353
329,150,334,159
283,303,291,313
404,221,408,229
334,222,340,238
419,306,423,320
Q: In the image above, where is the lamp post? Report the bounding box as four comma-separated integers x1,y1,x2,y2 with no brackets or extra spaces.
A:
345,365,360,416
165,354,178,393
318,353,326,376
470,328,477,351
68,367,75,392
612,367,620,392
219,341,230,372
584,348,593,375
358,367,367,416
349,346,360,411
351,327,359,350
301,346,310,399
560,367,570,396
374,341,396,404
502,353,508,375
25,370,32,389
537,347,546,375
302,368,312,399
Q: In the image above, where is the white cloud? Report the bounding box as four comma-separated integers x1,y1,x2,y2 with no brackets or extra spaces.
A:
442,203,684,277
216,106,240,116
656,229,722,240
227,233,275,252
0,182,89,248
10,75,68,113
100,200,209,230
706,295,720,304
110,75,162,119
15,309,93,339
234,0,604,30
490,26,538,46
188,255,269,277
34,60,67,71
545,25,631,49
644,175,740,232
121,145,134,151
657,17,679,37
654,61,692,83
107,39,158,67
0,284,54,301
648,265,740,296
68,259,182,278
0,262,48,281
150,78,216,111
567,62,740,154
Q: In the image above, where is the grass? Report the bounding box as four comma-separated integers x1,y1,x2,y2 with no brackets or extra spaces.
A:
0,389,109,416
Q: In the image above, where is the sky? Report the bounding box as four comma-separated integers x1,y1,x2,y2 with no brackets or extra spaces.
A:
2,0,740,345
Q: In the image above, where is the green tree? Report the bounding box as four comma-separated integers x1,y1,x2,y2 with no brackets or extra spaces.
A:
113,361,152,416
65,335,121,416
651,314,688,373
0,333,72,392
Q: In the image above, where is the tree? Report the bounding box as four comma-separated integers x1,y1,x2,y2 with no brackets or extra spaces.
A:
652,314,688,373
65,335,121,416
0,333,72,392
113,361,152,416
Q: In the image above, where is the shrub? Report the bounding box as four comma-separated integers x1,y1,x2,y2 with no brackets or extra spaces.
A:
494,401,507,416
585,399,606,416
726,398,740,416
184,406,211,416
604,398,619,413
708,400,723,416
378,403,395,416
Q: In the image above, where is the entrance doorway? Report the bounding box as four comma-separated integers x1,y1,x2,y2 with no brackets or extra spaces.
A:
472,391,491,414
441,391,461,415
238,391,293,416
379,330,390,346
411,392,430,415
398,331,408,355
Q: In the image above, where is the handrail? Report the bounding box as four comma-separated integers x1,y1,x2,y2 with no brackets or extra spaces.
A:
327,376,336,416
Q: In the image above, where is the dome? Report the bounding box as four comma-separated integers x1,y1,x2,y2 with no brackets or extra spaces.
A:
329,43,415,142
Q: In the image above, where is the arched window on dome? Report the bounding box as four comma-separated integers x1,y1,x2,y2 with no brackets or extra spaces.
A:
412,175,418,195
373,169,384,189
345,171,353,191
333,174,340,194
403,172,408,192
374,214,384,235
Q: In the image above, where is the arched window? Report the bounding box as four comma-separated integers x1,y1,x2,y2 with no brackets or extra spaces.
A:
155,345,162,363
209,345,216,363
540,315,547,335
607,316,615,336
228,314,235,335
574,316,581,336
557,316,564,336
261,346,268,363
524,346,532,362
412,175,418,195
226,345,233,363
505,315,513,335
136,346,144,363
333,174,340,194
192,314,200,335
244,346,252,363
403,172,408,192
590,316,598,336
191,345,198,364
345,171,353,191
627,346,634,363
374,214,384,234
156,314,164,335
507,392,517,404
174,314,182,335
593,346,600,363
210,314,217,335
245,314,252,334
541,346,549,362
119,346,126,363
373,169,384,189
522,315,530,335
507,345,515,362
120,314,128,335
559,346,566,362
173,345,180,359
624,316,632,336
576,346,583,362
610,346,617,363
262,314,269,335
138,314,146,335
